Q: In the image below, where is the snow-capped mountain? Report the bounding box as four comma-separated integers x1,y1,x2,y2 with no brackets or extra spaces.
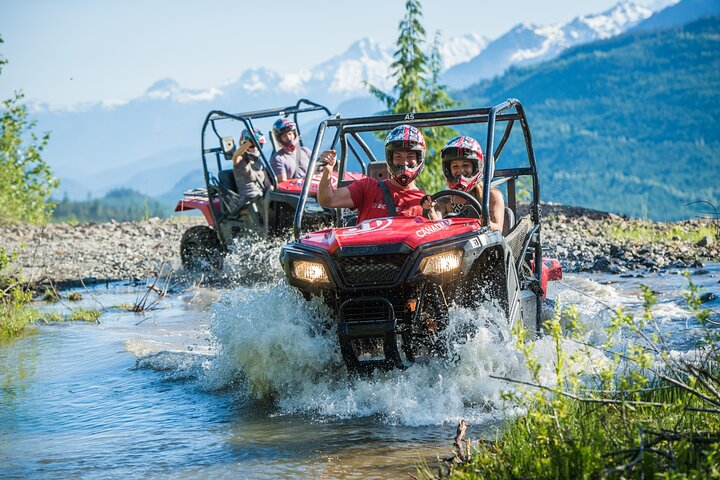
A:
443,1,653,89
204,35,487,104
438,33,490,69
66,2,652,111
631,0,719,32
303,38,395,97
142,78,223,103
37,0,689,200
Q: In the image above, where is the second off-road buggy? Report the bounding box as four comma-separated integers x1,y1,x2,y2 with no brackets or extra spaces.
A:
280,99,562,372
175,99,355,271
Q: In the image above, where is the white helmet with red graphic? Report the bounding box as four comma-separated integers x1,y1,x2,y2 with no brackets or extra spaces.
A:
441,135,484,192
384,124,426,186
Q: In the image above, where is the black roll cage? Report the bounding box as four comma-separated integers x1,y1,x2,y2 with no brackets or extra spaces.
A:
292,98,542,287
199,98,334,230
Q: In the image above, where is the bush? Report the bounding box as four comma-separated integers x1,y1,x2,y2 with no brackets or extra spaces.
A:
0,247,37,340
430,279,720,479
0,36,58,224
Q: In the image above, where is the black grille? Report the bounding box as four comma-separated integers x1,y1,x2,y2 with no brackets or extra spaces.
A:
341,298,394,323
336,254,408,286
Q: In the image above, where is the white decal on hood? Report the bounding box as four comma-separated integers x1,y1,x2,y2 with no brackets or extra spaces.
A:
415,220,451,238
343,218,394,235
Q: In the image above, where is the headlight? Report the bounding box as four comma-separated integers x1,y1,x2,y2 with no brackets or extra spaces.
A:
418,250,463,276
292,260,330,284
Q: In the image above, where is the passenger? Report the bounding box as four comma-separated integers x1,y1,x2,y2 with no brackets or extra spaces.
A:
269,117,312,183
229,128,268,225
231,128,268,206
422,135,505,232
317,124,427,224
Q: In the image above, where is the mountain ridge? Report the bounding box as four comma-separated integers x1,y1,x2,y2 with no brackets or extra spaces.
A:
456,15,720,220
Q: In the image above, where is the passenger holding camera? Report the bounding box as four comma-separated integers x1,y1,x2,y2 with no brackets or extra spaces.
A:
231,128,268,218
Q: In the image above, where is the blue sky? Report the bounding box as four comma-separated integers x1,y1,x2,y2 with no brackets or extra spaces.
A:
0,0,660,107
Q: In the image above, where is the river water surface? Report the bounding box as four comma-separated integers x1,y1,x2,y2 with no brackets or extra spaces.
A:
1,257,718,479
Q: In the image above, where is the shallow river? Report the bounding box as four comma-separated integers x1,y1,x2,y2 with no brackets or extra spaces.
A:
1,256,718,479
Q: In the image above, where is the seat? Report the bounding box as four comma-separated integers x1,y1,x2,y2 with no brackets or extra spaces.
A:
218,169,238,194
366,161,388,181
503,207,516,236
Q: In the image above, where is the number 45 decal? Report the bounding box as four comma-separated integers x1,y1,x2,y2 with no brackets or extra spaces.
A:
404,113,415,120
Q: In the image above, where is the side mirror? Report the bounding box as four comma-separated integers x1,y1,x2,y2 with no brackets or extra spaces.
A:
221,136,236,160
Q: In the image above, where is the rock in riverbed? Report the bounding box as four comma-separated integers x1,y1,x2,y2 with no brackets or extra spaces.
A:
0,205,717,288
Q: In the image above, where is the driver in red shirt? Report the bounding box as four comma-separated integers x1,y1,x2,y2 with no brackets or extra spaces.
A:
317,124,427,224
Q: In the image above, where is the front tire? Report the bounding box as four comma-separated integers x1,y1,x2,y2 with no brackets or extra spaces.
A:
180,225,224,272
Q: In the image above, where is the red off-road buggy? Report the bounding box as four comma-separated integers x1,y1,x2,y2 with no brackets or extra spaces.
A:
175,99,357,271
280,100,562,372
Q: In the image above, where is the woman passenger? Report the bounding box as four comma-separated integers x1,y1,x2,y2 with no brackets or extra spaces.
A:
423,135,505,232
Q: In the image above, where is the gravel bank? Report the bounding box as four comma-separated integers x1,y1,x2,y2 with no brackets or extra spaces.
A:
0,207,717,289
1,216,206,288
540,204,719,275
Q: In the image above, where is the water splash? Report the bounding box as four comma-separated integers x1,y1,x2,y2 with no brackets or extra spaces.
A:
130,268,719,426
222,232,290,286
202,283,563,426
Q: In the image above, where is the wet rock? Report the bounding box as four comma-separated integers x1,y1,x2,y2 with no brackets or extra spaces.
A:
692,269,710,276
3,203,716,285
697,235,715,248
607,264,625,274
592,257,612,272
699,292,717,304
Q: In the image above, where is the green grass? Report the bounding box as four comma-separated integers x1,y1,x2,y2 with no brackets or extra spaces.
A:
426,283,720,479
66,292,83,302
42,288,60,302
1,247,103,337
0,303,38,341
603,221,717,244
66,308,101,322
112,303,135,311
36,308,102,323
0,247,37,339
432,387,720,479
40,311,64,322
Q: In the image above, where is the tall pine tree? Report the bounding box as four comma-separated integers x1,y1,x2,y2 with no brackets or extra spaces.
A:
367,0,456,192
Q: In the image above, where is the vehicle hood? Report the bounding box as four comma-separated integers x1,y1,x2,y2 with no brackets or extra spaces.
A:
299,216,484,254
277,172,366,195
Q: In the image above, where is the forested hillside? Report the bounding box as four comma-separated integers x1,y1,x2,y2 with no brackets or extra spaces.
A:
51,188,171,223
457,16,720,220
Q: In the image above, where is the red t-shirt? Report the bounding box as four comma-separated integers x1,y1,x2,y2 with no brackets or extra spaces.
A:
347,177,426,224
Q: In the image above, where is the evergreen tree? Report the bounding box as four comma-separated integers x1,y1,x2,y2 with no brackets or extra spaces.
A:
423,32,458,190
0,36,58,224
366,0,457,192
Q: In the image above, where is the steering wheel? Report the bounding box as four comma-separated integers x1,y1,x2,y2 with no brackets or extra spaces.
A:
430,190,483,219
